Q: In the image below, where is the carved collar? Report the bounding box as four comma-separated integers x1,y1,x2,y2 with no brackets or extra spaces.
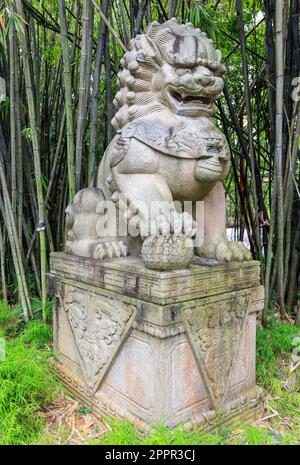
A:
121,119,225,160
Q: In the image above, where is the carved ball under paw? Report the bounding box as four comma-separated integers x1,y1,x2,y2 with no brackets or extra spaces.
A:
141,235,194,270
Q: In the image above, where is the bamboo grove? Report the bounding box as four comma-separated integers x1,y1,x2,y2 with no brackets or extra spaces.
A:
0,0,299,324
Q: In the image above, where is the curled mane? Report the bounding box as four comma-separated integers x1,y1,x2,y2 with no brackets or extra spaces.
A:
112,18,226,131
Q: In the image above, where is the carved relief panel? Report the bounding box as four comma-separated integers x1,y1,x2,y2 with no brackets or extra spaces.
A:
60,285,137,393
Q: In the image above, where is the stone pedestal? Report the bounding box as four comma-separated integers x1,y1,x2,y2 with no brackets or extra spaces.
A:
48,252,264,431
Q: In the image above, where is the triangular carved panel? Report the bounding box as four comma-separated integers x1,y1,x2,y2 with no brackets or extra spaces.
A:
63,285,137,393
181,292,249,412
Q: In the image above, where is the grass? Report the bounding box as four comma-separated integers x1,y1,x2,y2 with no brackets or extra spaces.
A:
0,300,299,445
256,319,300,391
0,303,60,445
88,421,227,445
0,301,23,338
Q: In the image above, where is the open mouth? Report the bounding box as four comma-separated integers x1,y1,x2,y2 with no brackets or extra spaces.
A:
167,86,213,115
170,90,211,106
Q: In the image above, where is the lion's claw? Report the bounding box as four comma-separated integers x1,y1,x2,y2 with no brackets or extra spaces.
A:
93,244,106,260
216,241,251,262
153,211,197,237
197,240,251,263
93,241,128,260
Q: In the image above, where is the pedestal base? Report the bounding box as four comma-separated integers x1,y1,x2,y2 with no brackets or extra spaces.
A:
48,252,264,431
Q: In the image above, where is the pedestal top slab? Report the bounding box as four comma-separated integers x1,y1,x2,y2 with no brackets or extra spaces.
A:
50,252,261,306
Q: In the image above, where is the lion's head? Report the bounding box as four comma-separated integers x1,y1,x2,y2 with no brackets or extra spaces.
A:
112,19,226,130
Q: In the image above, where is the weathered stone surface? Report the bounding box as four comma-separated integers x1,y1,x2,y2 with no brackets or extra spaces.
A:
58,284,136,393
50,252,261,305
50,19,264,431
49,255,264,429
141,235,194,270
64,19,251,270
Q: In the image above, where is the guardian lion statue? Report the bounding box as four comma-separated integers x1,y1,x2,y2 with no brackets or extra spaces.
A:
65,19,251,270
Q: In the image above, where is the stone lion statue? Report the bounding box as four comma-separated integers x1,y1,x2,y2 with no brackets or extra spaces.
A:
65,19,251,270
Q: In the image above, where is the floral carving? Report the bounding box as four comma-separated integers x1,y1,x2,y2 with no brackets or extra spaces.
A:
182,292,250,411
64,285,136,392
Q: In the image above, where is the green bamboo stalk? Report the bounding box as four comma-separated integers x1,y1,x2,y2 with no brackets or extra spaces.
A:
0,151,31,320
104,32,113,144
89,0,110,184
263,182,277,318
9,18,17,220
59,0,76,201
0,223,8,302
283,101,300,294
15,0,47,321
75,0,93,190
15,48,23,244
135,0,148,34
236,0,264,273
119,0,130,46
274,0,285,318
23,222,41,298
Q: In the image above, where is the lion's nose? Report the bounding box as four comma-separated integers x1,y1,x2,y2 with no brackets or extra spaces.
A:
195,75,215,87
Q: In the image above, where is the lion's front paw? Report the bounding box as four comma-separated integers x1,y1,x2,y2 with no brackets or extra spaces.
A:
152,211,197,238
93,241,128,260
196,240,252,262
216,241,251,262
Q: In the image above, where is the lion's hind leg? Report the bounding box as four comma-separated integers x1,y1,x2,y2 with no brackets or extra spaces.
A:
65,187,129,260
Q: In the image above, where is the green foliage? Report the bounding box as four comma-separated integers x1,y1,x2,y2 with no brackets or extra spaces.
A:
0,301,23,338
90,420,225,446
235,425,275,445
31,298,53,322
256,320,300,391
91,418,297,446
20,320,52,348
1,6,27,36
272,392,300,421
0,317,59,444
21,127,32,140
92,420,139,445
89,415,299,446
187,0,219,41
141,423,225,446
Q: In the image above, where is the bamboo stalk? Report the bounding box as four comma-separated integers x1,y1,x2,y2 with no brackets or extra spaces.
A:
15,53,23,244
274,0,285,318
59,0,76,201
0,223,7,302
89,0,110,183
0,152,31,320
8,17,17,220
75,0,93,190
104,31,113,144
15,0,47,321
236,0,264,275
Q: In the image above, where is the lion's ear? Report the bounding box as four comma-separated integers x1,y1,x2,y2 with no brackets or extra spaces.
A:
137,35,163,66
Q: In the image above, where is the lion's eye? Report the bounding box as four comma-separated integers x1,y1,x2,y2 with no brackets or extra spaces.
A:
175,68,192,76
